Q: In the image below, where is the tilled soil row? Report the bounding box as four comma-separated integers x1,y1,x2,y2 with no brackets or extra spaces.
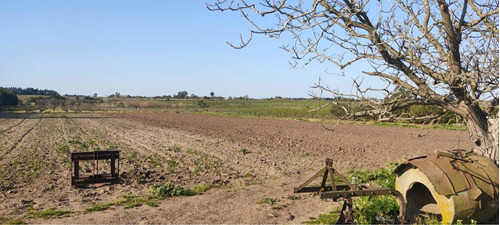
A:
0,113,475,224
116,112,474,170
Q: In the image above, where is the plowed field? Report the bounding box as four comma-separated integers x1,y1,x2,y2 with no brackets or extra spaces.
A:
0,112,473,223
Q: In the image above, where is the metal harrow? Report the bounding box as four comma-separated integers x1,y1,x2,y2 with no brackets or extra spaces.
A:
294,158,406,224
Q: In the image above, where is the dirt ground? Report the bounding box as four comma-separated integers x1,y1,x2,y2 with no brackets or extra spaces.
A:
0,112,473,223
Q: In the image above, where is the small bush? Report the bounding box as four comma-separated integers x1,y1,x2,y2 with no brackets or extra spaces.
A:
329,103,348,118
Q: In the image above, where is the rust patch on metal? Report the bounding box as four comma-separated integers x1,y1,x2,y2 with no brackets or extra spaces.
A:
406,158,456,196
395,149,499,199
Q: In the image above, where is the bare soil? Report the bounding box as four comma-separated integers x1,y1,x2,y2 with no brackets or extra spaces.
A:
0,112,473,223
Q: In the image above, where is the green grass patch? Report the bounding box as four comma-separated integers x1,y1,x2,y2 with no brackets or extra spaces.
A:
84,203,110,212
58,144,69,154
303,211,340,224
412,214,442,224
345,162,399,189
191,183,213,195
171,145,182,152
287,195,301,200
167,158,177,173
147,154,163,168
352,195,399,224
349,163,400,224
124,152,137,162
29,208,72,218
151,182,195,198
271,204,288,210
257,197,278,205
0,216,26,225
5,218,26,225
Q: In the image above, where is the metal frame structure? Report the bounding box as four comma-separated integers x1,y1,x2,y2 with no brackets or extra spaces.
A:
294,158,406,224
71,150,120,186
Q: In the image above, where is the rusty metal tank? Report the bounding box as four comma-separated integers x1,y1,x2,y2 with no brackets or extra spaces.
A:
394,149,498,224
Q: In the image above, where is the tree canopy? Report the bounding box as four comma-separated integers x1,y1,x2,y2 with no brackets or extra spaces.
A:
0,89,19,106
2,87,59,96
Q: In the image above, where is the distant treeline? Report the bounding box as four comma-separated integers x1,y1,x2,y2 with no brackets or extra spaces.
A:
2,87,60,96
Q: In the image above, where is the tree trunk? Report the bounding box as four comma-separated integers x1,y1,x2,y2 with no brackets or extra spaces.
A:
464,104,499,166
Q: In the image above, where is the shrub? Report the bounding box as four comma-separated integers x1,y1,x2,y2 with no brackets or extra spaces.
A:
0,89,18,106
197,100,208,108
409,105,442,117
329,103,348,118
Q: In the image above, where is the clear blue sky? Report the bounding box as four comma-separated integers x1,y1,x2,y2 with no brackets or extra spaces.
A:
0,0,374,98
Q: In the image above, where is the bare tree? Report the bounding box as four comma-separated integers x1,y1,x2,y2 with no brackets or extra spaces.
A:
208,0,499,164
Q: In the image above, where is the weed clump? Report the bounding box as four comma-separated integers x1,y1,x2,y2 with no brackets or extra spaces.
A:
29,208,72,218
84,203,110,212
271,204,288,210
82,182,202,213
345,162,399,188
287,195,301,200
171,145,182,152
191,183,213,195
257,197,278,205
304,212,340,224
238,148,249,155
151,182,195,198
1,217,25,225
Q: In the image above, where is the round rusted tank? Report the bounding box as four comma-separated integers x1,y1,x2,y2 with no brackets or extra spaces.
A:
394,150,498,224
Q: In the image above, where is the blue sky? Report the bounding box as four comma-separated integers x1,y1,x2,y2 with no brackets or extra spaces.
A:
0,0,373,98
